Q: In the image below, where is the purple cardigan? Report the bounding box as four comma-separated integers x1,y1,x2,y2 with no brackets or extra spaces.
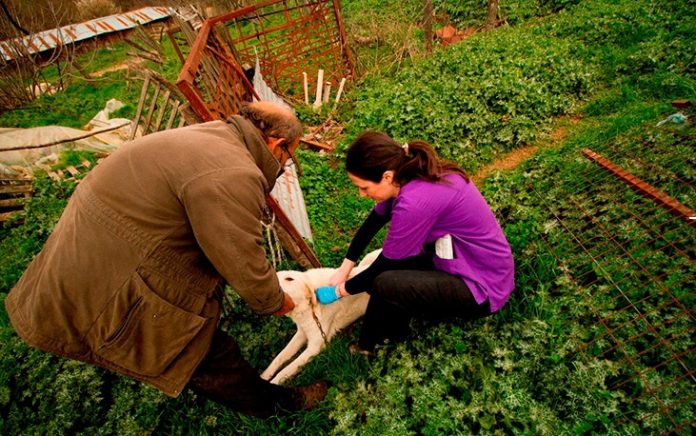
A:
375,174,514,312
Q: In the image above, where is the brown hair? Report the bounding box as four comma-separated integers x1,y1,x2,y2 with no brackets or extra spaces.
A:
345,131,468,185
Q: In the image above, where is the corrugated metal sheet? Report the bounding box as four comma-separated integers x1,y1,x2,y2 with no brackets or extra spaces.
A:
272,163,313,243
255,58,314,243
0,6,173,62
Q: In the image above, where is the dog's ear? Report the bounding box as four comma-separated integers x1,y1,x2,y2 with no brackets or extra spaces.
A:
305,281,319,309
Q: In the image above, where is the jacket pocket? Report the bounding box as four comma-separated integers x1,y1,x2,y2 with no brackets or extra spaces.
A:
94,272,208,377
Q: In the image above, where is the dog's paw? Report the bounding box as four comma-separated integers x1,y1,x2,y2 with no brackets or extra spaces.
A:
270,374,287,385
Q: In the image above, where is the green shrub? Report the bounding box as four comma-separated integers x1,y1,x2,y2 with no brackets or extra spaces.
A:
0,0,693,433
344,28,594,171
434,0,584,27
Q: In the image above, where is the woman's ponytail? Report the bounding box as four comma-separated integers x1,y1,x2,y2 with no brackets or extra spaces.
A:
346,132,468,185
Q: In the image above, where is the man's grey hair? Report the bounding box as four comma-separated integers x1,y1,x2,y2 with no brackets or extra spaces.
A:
238,101,302,143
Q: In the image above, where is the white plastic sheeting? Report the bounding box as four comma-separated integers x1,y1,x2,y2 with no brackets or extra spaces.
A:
254,56,314,243
0,99,131,175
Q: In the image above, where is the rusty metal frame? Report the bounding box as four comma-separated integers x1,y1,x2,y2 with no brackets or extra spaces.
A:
582,148,695,226
526,120,695,432
175,17,257,121
176,0,354,122
175,1,353,268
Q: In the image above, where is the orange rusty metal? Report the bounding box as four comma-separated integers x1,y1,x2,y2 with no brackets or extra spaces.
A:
175,1,349,268
176,0,354,121
582,148,696,226
524,120,695,431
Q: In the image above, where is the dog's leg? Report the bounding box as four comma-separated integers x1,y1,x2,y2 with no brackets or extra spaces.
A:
270,337,325,385
261,329,308,381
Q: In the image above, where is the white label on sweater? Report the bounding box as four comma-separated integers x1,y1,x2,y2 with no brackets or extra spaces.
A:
435,234,454,260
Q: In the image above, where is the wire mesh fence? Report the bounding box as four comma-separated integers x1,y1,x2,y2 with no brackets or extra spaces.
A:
529,115,694,432
176,0,353,122
223,0,354,101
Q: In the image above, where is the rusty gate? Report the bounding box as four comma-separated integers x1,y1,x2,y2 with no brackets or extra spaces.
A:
176,0,354,121
175,0,354,268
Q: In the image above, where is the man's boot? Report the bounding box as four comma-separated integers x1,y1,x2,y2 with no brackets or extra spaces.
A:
292,380,329,410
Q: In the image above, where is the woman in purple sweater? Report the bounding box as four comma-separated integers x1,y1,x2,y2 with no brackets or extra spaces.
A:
316,131,515,355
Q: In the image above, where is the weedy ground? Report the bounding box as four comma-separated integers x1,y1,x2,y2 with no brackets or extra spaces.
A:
1,0,694,434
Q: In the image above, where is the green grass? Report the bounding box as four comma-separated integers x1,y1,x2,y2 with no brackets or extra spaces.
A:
0,69,140,129
0,35,185,128
0,0,694,433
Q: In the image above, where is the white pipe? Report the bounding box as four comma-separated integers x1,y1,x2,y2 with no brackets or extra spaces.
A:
313,69,324,108
334,77,346,104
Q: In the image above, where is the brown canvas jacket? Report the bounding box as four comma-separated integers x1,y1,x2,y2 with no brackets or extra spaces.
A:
5,117,284,397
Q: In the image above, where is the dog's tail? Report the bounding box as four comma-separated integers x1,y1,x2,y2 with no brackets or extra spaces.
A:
350,248,382,277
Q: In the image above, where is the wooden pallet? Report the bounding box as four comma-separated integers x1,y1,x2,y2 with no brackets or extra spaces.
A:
0,176,32,224
130,72,201,140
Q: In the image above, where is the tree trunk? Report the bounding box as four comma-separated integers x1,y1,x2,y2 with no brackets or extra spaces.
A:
485,0,499,30
423,0,433,55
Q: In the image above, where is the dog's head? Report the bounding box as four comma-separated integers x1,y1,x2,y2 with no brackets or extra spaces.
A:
276,249,381,316
277,268,336,316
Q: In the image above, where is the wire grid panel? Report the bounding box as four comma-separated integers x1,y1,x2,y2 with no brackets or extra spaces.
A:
176,0,352,121
222,0,353,101
175,18,258,122
534,122,694,431
198,36,255,121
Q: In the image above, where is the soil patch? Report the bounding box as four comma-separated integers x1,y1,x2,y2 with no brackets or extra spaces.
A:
472,118,578,186
92,58,144,77
471,144,539,186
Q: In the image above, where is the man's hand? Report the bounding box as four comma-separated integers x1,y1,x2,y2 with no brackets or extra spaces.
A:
315,285,340,304
274,291,295,316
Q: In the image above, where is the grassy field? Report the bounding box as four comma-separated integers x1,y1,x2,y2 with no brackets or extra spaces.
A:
1,0,694,434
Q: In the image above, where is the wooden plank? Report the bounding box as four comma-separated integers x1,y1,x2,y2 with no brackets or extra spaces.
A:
177,105,187,128
141,82,162,136
300,138,333,151
0,210,24,222
131,76,151,140
0,197,27,208
167,29,186,65
266,194,321,268
153,90,171,131
165,99,181,130
0,184,32,195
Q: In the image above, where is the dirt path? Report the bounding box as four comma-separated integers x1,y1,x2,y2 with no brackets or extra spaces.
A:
471,143,540,185
92,58,145,77
471,119,578,186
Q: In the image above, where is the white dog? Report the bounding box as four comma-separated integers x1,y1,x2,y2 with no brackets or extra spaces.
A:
261,250,380,385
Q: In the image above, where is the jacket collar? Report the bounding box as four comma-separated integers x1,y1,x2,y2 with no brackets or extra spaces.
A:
226,115,283,193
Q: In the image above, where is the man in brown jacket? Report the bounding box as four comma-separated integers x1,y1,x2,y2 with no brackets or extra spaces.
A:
4,101,326,416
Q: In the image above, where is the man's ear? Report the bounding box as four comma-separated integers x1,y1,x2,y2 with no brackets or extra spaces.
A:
265,137,285,152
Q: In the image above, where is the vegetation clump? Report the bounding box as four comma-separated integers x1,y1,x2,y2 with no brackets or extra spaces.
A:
1,0,694,433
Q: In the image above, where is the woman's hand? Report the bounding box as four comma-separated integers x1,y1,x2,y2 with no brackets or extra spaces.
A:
315,285,340,304
329,259,356,285
315,283,349,304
